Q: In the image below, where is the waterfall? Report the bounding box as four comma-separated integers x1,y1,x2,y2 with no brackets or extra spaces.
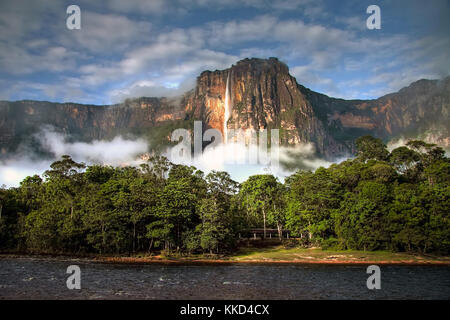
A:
224,71,231,144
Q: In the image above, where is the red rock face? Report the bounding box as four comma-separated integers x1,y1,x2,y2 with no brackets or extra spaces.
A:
330,112,377,130
0,58,448,159
184,58,338,156
336,78,450,145
183,69,229,137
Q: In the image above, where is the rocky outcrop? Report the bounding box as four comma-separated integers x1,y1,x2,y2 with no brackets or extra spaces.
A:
0,58,449,159
184,58,344,157
312,77,450,147
0,97,184,156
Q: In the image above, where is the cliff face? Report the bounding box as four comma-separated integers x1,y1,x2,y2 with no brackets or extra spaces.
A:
0,97,184,156
184,58,344,157
183,58,449,157
309,76,450,148
0,58,449,159
365,79,450,143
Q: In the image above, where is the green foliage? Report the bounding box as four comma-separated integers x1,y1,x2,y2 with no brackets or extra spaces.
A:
335,181,391,251
0,136,448,256
389,146,420,174
239,174,285,239
356,135,389,161
285,168,341,244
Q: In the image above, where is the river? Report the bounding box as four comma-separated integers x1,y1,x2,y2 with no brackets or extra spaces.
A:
0,257,449,299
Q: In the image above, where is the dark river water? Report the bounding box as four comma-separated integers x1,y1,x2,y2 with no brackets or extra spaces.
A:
0,257,449,299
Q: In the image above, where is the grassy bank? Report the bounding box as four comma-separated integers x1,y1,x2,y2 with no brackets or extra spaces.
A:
2,245,449,265
229,246,450,264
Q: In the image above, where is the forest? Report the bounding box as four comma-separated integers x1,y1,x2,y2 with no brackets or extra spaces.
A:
0,136,448,255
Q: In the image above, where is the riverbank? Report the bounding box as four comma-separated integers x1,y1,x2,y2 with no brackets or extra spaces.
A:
229,246,450,265
2,255,449,300
2,246,449,265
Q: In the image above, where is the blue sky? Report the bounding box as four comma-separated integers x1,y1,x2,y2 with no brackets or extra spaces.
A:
0,0,449,105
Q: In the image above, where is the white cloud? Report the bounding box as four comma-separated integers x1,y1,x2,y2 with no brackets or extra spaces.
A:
60,12,152,53
102,0,321,15
106,0,168,14
0,127,150,187
0,159,52,188
37,128,148,165
0,125,336,187
335,16,366,31
0,1,448,103
109,78,196,103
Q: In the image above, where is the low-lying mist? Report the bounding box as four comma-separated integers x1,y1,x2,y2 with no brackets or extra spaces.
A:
1,126,340,187
0,127,149,187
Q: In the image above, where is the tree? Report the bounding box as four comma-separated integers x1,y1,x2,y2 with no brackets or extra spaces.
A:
205,171,238,226
197,198,230,254
240,175,279,239
335,181,391,251
149,169,200,252
0,187,24,250
389,146,420,174
2,136,447,257
406,140,445,167
140,155,171,185
85,165,115,184
206,171,239,203
424,160,450,185
356,136,389,162
0,188,3,220
44,155,85,179
285,168,341,244
388,183,428,252
127,178,158,252
268,182,286,240
363,161,398,183
43,155,85,220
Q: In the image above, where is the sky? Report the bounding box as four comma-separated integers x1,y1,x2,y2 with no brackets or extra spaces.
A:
0,0,449,105
1,0,449,187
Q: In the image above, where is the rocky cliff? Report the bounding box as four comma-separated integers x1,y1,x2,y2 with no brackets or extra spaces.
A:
0,97,186,156
310,77,450,147
184,58,333,155
183,58,449,157
0,58,449,159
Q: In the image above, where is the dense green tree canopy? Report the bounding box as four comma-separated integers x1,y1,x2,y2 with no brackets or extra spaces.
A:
0,137,448,255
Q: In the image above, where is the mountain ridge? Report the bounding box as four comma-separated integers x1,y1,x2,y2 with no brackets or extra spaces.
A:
0,57,449,159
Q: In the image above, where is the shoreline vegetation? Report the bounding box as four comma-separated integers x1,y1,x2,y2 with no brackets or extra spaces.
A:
1,136,449,258
1,246,449,265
